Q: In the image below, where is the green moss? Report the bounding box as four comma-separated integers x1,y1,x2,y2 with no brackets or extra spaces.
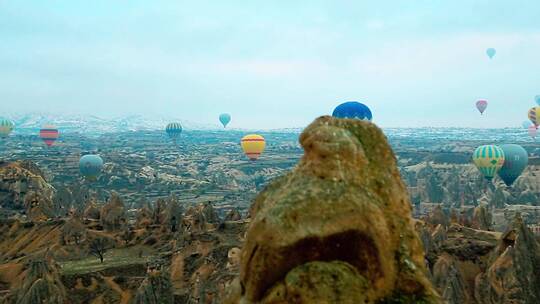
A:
377,292,432,304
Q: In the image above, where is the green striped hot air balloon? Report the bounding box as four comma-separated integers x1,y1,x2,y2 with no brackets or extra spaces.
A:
472,145,505,181
165,122,182,143
0,118,14,138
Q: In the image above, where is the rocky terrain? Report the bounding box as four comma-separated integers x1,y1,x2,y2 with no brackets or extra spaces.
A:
418,208,540,304
1,124,539,303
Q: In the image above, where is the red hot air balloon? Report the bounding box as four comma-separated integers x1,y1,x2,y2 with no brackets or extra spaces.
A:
476,100,488,115
529,125,538,140
39,125,59,147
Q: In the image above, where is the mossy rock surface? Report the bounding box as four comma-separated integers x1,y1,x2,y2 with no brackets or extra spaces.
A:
262,261,369,304
228,116,441,303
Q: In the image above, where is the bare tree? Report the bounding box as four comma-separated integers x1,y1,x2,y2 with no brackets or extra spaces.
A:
89,237,112,263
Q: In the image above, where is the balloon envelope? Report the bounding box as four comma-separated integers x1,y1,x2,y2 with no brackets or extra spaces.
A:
332,101,372,121
0,118,14,138
528,107,540,127
472,145,505,180
498,144,528,186
522,121,532,129
529,125,538,139
241,134,266,160
219,113,231,128
79,155,104,179
39,125,59,147
476,100,488,114
166,122,183,140
486,48,496,59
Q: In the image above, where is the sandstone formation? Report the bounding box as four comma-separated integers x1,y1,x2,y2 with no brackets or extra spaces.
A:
82,197,100,221
226,116,441,303
61,215,87,245
23,191,54,222
474,215,540,304
132,262,173,304
10,256,67,304
0,161,55,217
100,192,126,231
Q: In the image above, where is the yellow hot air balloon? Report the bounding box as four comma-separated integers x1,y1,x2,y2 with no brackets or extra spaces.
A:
472,145,505,181
241,134,266,160
528,106,540,127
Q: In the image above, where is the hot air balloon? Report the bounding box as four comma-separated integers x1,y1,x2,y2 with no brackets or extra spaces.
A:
39,125,59,147
219,113,231,128
529,125,537,140
497,144,528,186
332,101,372,121
522,121,532,129
241,134,266,161
0,118,14,138
79,154,104,180
166,122,182,143
535,95,540,106
476,100,488,115
529,107,540,127
486,48,496,59
472,145,505,180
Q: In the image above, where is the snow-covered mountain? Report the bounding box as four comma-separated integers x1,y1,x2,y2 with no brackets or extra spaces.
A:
6,113,219,134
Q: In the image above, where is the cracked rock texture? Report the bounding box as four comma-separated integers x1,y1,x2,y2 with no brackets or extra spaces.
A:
225,116,441,303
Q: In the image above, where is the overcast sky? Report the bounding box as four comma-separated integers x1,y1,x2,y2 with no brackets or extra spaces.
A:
1,1,539,129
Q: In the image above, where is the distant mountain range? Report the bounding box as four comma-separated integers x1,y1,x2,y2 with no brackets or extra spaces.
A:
2,113,534,142
6,113,220,134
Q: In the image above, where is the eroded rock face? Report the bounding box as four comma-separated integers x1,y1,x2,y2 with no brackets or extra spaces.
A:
474,215,540,304
0,161,55,215
133,270,174,304
100,192,126,231
227,116,441,303
11,256,67,304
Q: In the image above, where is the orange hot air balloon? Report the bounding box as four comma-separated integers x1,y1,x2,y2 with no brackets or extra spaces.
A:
241,134,266,160
39,125,59,147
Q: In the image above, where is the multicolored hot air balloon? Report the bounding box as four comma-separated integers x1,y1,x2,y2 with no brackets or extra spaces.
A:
0,118,14,138
535,95,540,106
166,122,182,143
486,48,496,59
79,154,104,180
528,107,540,127
39,125,59,147
476,100,488,115
472,145,505,181
529,125,537,140
332,101,372,121
241,134,266,161
497,144,528,186
219,113,231,128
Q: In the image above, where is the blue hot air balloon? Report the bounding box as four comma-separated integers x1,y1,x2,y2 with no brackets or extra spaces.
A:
486,48,496,59
79,154,104,180
219,113,231,128
497,144,528,186
332,101,373,121
522,121,533,129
